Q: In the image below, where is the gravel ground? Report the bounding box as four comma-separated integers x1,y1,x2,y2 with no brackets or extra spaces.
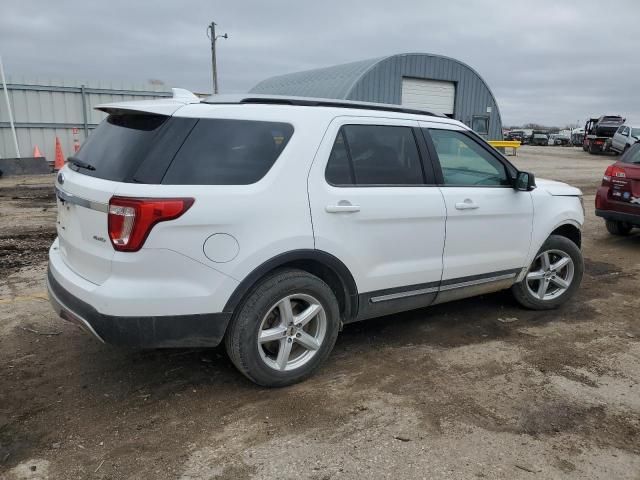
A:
1,146,639,480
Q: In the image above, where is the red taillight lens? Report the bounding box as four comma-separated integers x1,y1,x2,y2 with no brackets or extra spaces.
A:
108,197,194,252
602,165,626,186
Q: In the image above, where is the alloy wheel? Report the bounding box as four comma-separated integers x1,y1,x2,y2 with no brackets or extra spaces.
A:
525,249,575,301
257,294,327,372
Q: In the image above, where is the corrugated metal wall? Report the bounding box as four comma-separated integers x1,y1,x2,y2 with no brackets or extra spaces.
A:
347,54,502,140
0,77,171,162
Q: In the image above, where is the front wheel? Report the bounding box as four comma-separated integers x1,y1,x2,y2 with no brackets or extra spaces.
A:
512,235,584,310
225,269,340,387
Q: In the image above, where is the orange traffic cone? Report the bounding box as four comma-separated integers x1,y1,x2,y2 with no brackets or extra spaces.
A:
33,145,43,157
54,137,65,171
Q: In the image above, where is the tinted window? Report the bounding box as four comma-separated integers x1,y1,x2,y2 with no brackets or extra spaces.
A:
162,119,293,185
74,114,177,182
621,143,640,164
429,129,510,186
325,130,354,185
335,125,423,185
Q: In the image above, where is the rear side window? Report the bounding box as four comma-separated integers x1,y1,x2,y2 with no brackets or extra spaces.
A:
621,143,640,164
162,119,293,185
326,125,424,186
74,113,175,182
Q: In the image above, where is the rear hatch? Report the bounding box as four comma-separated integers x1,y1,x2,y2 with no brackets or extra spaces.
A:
55,111,196,284
608,147,640,212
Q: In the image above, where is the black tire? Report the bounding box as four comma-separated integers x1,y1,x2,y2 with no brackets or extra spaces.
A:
588,142,599,154
225,269,340,387
511,235,584,310
605,219,633,236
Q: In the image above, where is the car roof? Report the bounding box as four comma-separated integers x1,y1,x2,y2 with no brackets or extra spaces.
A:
95,89,466,127
202,93,448,119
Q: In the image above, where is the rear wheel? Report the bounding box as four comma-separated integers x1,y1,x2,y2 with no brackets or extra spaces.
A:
605,219,633,236
588,141,599,154
512,235,583,310
225,269,340,387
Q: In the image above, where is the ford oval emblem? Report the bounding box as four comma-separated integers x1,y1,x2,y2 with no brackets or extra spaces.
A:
57,172,64,185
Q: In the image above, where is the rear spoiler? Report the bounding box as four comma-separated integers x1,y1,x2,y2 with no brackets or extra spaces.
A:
95,88,201,116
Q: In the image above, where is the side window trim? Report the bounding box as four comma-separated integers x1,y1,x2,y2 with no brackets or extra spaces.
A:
324,123,433,187
339,128,358,184
421,127,518,188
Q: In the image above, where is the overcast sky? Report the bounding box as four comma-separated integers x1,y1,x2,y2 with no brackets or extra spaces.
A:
2,0,639,126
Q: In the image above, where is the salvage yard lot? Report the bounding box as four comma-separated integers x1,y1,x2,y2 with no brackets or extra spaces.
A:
1,145,639,479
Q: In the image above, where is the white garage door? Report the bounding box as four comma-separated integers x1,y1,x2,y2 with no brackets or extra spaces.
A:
401,78,455,115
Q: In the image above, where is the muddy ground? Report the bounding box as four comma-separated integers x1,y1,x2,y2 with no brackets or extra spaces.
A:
1,146,639,479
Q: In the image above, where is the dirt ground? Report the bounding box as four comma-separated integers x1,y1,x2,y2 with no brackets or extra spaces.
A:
1,146,639,480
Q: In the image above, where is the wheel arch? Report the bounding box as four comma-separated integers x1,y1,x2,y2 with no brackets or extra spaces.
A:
550,222,582,248
223,250,359,321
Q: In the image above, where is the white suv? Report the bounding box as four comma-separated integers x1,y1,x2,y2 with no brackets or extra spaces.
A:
48,90,585,386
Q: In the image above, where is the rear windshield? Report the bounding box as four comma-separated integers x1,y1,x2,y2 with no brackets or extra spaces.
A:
73,113,172,181
73,114,293,185
622,144,640,164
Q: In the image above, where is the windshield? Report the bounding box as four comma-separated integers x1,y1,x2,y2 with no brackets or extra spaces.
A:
631,128,640,138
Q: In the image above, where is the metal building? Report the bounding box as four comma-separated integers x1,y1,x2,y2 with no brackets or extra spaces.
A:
0,77,171,162
251,53,502,140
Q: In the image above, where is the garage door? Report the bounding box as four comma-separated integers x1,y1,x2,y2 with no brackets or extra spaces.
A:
401,78,455,115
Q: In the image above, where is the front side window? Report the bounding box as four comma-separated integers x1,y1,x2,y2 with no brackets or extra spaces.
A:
325,125,424,186
162,119,293,185
428,129,510,187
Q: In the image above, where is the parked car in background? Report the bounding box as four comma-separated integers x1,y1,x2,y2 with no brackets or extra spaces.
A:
595,142,640,235
610,125,640,154
507,131,524,142
571,129,585,146
531,133,549,146
548,134,571,146
48,91,585,386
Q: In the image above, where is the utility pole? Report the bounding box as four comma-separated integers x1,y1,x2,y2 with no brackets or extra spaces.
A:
207,22,228,95
0,55,20,158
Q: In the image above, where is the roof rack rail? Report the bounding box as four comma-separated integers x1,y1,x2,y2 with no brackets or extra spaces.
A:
203,94,443,117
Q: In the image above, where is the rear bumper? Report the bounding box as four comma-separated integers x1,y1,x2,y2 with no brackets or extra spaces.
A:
595,208,640,226
47,267,231,348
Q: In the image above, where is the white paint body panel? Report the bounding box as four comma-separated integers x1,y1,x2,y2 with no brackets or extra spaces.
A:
307,116,446,293
401,78,455,115
438,186,533,280
48,99,584,322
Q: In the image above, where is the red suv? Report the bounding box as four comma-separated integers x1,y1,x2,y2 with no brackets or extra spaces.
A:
596,143,640,235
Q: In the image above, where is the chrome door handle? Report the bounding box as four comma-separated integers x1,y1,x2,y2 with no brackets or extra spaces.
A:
455,199,479,210
326,202,360,213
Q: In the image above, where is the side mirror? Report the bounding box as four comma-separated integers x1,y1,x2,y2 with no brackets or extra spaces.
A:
514,171,536,191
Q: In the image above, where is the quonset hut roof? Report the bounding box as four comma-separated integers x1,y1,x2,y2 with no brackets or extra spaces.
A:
250,53,503,140
250,57,386,99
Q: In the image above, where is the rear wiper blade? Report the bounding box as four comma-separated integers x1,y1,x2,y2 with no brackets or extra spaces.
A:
67,156,96,171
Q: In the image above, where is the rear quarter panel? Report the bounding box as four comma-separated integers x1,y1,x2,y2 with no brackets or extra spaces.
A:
112,106,332,288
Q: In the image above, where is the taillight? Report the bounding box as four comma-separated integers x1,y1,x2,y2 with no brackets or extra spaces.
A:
108,197,194,252
602,165,626,186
